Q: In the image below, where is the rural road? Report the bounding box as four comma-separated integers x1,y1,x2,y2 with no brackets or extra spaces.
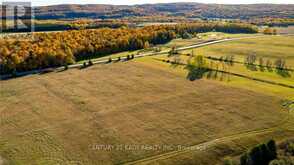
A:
0,35,266,80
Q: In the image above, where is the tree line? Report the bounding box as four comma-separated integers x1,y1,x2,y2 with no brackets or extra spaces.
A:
0,22,258,74
250,18,294,27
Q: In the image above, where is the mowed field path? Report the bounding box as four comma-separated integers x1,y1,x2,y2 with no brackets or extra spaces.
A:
0,61,290,164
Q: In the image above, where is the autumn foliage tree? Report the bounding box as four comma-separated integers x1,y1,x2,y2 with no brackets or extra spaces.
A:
0,22,258,74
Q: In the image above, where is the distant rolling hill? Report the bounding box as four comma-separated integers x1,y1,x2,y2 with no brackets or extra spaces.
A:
33,3,294,19
2,3,294,19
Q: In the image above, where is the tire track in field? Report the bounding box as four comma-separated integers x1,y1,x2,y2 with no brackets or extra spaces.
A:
122,115,292,165
123,129,276,165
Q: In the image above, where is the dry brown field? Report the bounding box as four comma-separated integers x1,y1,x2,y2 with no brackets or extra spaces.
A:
0,60,293,164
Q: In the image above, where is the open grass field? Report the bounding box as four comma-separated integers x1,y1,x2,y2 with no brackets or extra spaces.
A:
0,33,294,165
0,60,293,164
138,55,294,99
181,35,294,67
162,32,252,48
175,35,294,98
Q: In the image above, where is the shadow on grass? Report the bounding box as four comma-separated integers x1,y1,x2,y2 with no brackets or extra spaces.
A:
185,64,230,82
276,69,292,78
157,57,294,89
170,62,182,69
266,66,273,72
244,63,258,71
186,68,209,81
259,65,265,72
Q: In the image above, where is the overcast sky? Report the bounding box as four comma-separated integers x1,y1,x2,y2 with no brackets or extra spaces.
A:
2,0,294,6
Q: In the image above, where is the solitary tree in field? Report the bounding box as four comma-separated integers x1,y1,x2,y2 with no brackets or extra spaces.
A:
259,57,265,71
275,58,286,70
88,60,93,66
259,57,264,66
185,55,209,80
194,55,207,69
168,46,178,57
266,59,273,68
230,55,235,65
245,54,257,65
244,53,258,71
224,55,234,66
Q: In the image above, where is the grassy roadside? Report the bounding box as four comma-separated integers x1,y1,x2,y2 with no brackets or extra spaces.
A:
77,32,255,64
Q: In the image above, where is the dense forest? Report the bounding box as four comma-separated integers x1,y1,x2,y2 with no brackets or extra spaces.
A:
0,23,257,74
1,20,132,33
